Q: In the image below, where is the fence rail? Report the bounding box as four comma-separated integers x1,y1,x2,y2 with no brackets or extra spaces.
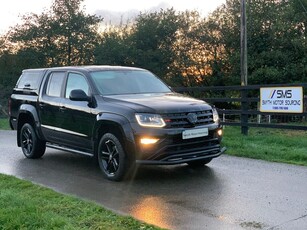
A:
175,83,307,134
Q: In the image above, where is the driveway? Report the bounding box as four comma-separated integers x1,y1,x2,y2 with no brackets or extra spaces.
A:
0,130,306,229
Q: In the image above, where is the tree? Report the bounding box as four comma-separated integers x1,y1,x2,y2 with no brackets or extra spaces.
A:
286,0,307,83
94,25,132,66
130,8,182,80
204,0,307,85
171,10,231,87
8,0,102,66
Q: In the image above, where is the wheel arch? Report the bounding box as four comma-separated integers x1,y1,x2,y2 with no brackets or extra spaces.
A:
93,113,136,160
17,104,43,146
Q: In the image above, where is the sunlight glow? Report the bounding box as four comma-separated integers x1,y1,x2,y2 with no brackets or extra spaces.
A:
130,196,172,229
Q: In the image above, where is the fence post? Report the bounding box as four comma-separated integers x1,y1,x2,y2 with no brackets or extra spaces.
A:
241,89,249,135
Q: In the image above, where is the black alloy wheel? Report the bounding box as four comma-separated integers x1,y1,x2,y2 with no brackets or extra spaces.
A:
20,123,46,159
101,139,119,174
98,133,128,181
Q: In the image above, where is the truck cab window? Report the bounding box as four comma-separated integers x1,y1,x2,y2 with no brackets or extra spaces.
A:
65,73,89,98
46,72,65,97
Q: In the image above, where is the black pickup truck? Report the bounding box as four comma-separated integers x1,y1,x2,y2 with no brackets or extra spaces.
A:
9,66,226,181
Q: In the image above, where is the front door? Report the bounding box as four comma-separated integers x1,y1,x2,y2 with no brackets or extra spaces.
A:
59,72,96,152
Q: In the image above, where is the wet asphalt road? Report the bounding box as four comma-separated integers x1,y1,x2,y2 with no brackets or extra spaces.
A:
0,130,307,230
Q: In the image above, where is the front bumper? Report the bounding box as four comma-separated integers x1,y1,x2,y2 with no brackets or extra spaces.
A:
132,123,225,165
136,147,226,165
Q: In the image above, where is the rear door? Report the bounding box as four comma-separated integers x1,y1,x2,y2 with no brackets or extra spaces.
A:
39,71,66,143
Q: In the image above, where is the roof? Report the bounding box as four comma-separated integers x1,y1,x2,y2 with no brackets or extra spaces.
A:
23,65,146,72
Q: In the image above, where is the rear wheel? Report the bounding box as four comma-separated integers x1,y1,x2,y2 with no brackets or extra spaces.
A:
187,158,212,168
97,133,130,181
20,123,46,159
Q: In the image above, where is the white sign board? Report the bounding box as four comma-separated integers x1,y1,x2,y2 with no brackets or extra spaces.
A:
260,87,303,113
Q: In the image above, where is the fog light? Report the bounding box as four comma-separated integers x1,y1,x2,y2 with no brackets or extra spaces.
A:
140,137,159,145
217,129,223,136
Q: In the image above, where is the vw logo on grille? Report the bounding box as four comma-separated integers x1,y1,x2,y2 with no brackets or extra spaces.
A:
187,113,198,124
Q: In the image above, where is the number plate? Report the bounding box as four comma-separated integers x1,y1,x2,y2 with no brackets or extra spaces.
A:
182,128,208,139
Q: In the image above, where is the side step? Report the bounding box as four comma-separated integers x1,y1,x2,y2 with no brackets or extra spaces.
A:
46,143,94,157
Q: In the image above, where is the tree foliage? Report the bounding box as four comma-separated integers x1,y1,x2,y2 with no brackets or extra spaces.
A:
209,0,307,85
94,26,132,66
9,0,102,66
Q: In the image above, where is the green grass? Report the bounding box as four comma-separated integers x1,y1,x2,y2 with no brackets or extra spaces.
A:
223,126,307,166
0,118,10,130
0,174,161,230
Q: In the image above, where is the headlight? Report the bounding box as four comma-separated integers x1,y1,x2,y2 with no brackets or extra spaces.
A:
135,113,166,128
212,108,220,123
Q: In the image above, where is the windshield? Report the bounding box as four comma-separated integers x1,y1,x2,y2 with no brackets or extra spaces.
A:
90,70,171,95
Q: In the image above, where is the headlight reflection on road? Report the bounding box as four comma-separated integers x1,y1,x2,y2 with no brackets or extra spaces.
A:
130,196,172,229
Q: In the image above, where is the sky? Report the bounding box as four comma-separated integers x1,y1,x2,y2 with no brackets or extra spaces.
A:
0,0,226,34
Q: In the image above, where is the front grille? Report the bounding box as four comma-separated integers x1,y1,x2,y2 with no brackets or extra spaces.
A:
164,137,220,156
146,132,221,161
162,110,214,128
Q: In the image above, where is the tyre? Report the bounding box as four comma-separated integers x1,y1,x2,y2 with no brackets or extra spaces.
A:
187,158,212,167
97,133,130,181
20,123,46,159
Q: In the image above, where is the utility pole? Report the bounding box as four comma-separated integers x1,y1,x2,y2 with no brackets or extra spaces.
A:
240,0,248,135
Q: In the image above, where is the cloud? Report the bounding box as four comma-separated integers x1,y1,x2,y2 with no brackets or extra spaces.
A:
94,2,172,26
95,9,139,26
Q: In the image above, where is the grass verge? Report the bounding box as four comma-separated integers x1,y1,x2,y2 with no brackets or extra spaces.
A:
223,126,307,166
0,118,10,130
0,174,160,230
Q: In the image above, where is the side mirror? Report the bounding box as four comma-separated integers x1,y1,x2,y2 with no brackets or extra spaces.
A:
69,89,89,101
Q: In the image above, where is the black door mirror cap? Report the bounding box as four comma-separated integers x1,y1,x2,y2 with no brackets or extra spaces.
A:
69,89,89,101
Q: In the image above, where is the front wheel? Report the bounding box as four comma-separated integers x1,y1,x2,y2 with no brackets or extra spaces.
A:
20,123,46,159
187,158,212,168
97,133,130,181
